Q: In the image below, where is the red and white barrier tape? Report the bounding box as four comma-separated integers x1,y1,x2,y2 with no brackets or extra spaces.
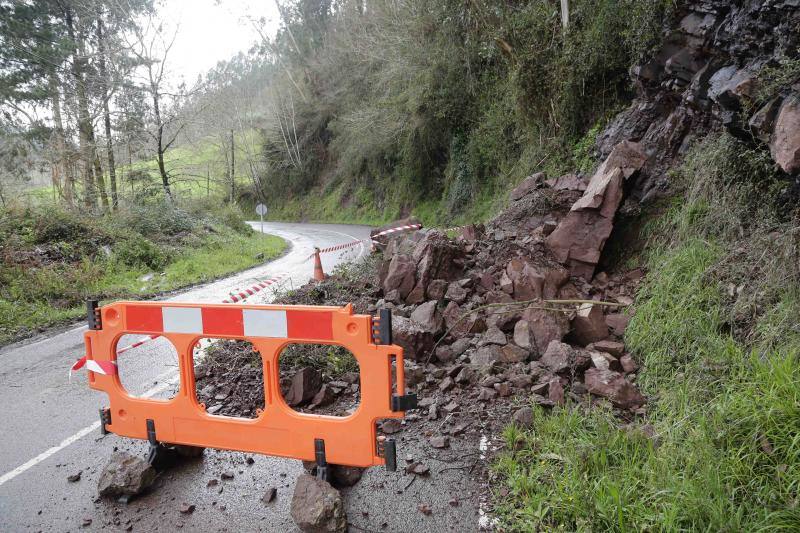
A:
69,273,288,379
312,223,424,259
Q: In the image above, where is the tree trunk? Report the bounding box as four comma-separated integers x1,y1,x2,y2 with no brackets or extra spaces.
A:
229,129,235,203
96,18,118,210
152,83,173,202
66,8,97,209
49,73,73,205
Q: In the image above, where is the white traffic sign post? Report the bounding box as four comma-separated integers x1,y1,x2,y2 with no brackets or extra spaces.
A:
256,203,268,233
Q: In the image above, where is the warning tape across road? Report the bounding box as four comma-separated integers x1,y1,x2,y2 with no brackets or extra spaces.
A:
69,273,288,377
312,223,423,258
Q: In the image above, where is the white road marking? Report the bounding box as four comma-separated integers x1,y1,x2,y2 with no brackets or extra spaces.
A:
0,421,100,487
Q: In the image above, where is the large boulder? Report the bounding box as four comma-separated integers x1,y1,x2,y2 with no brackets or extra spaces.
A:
584,368,646,409
290,474,347,533
413,232,463,293
97,452,156,498
770,95,800,174
545,141,647,279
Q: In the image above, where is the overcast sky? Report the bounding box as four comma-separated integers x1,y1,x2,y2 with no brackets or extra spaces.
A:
156,0,281,83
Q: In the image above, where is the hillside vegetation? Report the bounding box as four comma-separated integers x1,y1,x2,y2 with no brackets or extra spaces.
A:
0,203,285,344
254,0,674,224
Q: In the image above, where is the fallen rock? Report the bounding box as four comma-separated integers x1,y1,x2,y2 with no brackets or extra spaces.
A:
472,345,502,366
499,344,529,363
179,503,196,514
483,325,507,345
393,315,435,361
605,313,631,336
584,368,646,409
546,173,586,191
589,340,625,357
770,95,800,174
548,377,565,406
409,300,443,334
262,487,277,504
512,406,534,428
517,308,569,356
545,141,647,279
510,172,545,201
445,282,469,304
442,302,486,337
429,436,450,449
290,474,347,533
620,354,639,373
310,384,336,408
571,304,609,346
589,351,622,372
427,279,448,300
539,341,573,374
97,452,156,498
67,471,82,483
382,254,416,300
285,368,323,406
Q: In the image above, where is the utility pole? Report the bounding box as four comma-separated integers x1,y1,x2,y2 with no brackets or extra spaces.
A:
561,0,569,29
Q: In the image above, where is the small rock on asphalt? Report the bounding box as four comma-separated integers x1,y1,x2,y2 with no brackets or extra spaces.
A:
97,452,156,498
290,474,347,533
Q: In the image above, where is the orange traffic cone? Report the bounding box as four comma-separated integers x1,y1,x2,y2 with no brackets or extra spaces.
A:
312,247,326,281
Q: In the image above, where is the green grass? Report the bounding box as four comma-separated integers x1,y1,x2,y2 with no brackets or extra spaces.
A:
0,223,286,345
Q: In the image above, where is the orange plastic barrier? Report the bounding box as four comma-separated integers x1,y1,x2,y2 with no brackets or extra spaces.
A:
83,301,414,469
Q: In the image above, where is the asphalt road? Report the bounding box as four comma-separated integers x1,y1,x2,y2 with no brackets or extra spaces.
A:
0,222,483,532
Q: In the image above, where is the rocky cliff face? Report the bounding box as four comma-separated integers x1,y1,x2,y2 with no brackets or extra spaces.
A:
598,0,800,203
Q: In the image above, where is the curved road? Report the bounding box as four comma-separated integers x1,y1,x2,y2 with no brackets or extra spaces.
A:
0,222,481,532
0,222,371,530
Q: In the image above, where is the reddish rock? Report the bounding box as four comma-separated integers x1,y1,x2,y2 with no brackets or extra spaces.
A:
505,258,544,301
584,368,645,409
517,308,569,356
410,301,443,334
548,377,565,405
290,474,347,533
445,282,469,304
393,315,435,361
571,304,609,346
285,368,322,406
620,354,639,373
330,465,364,488
427,279,448,300
510,172,544,201
435,345,456,363
460,224,483,242
512,406,534,428
310,384,336,408
413,233,462,287
545,173,586,191
589,351,622,372
483,325,507,345
770,95,800,174
545,141,647,279
472,345,502,366
382,254,416,300
589,340,625,357
499,344,529,363
539,341,573,373
429,436,450,449
605,313,631,336
479,272,495,291
442,302,486,337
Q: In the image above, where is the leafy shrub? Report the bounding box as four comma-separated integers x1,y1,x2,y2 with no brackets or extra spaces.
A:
114,236,169,270
31,207,100,245
115,203,195,239
213,204,254,235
